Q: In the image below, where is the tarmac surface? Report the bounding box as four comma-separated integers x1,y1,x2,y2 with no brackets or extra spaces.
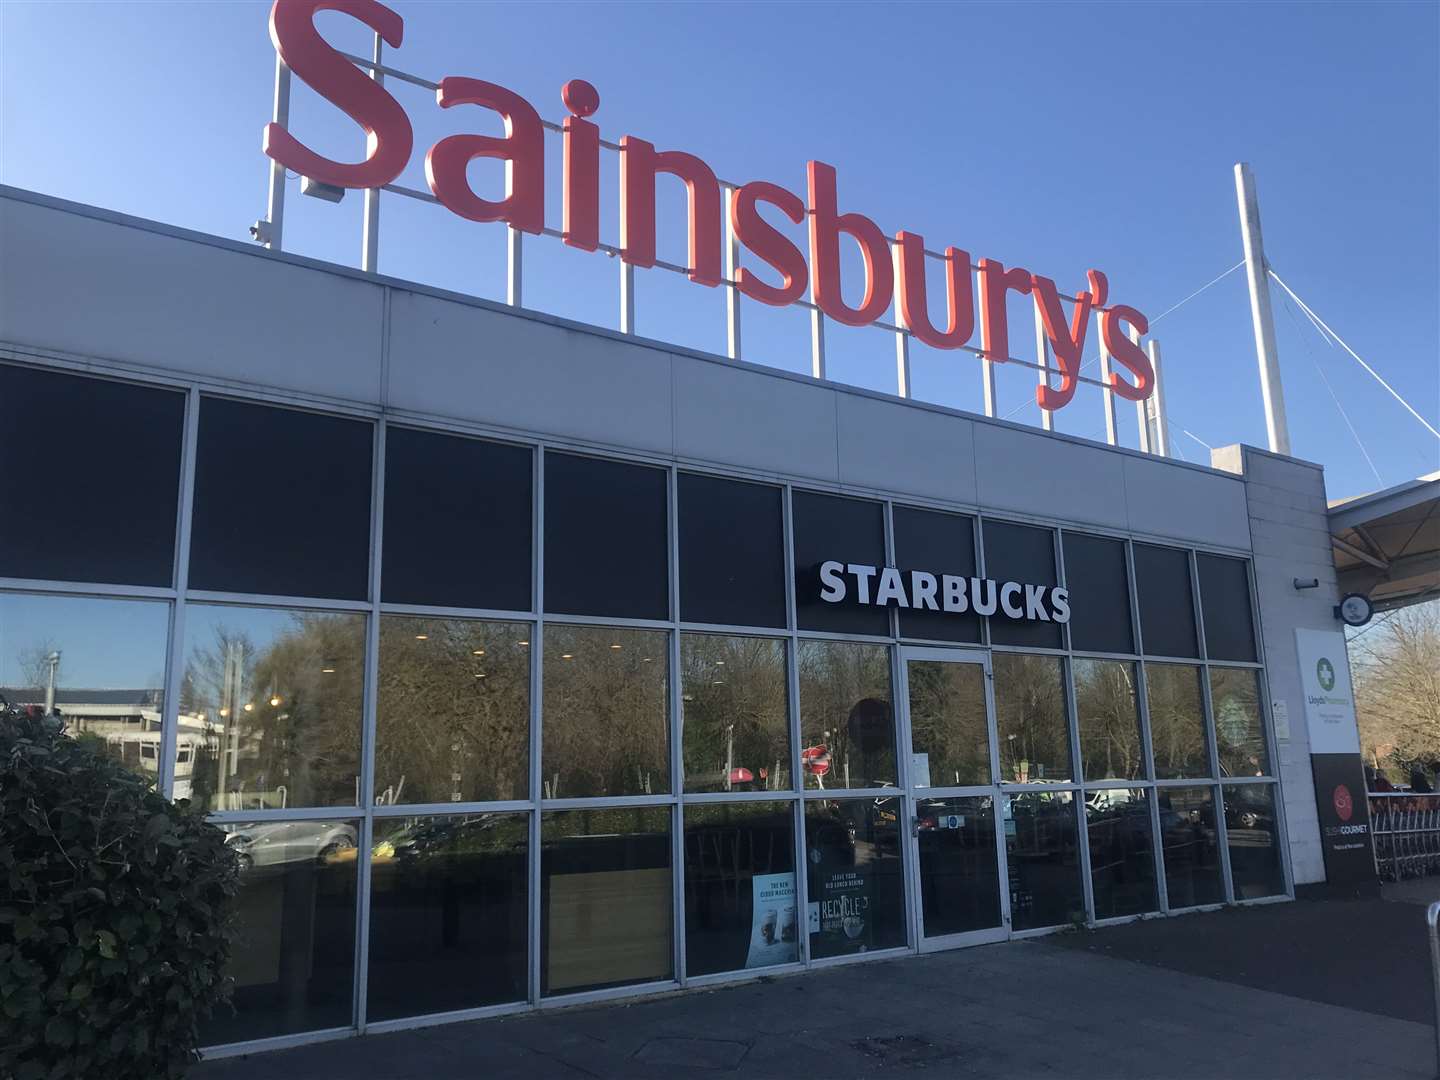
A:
195,887,1439,1080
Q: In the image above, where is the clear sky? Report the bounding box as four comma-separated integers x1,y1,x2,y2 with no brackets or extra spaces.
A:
2,0,1437,502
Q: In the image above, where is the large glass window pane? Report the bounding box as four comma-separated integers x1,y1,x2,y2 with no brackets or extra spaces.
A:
805,797,906,958
382,427,532,611
1074,659,1145,782
983,521,1061,649
906,660,990,787
1086,788,1159,918
1133,544,1198,658
0,593,170,791
1146,663,1211,780
542,625,668,798
1005,791,1083,930
797,640,895,790
541,807,672,994
1211,667,1270,777
1062,533,1134,654
544,452,667,620
684,802,797,976
203,819,358,1045
179,605,365,813
993,653,1072,783
375,618,530,804
915,795,1001,936
894,507,980,643
679,474,785,629
1157,786,1223,907
1224,783,1286,899
190,397,373,601
366,813,528,1020
681,634,789,793
792,492,888,636
0,365,183,587
1198,554,1258,662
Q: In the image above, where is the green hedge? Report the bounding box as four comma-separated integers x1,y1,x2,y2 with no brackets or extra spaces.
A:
0,706,239,1079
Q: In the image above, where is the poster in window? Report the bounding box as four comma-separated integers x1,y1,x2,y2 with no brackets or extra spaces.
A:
744,872,798,969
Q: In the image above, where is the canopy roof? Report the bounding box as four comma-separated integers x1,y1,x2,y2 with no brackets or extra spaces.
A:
1329,471,1440,611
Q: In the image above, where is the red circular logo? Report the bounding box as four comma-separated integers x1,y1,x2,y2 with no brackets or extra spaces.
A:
1333,784,1354,822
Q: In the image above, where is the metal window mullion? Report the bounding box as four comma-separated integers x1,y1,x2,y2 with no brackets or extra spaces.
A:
894,648,921,949
354,416,386,1032
528,444,545,1005
0,577,177,600
1198,667,1235,903
974,513,991,649
780,485,811,966
1063,655,1095,923
666,466,686,986
158,385,200,800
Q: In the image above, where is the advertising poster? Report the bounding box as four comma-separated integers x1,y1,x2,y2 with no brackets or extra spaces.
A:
1294,629,1361,754
744,872,798,969
806,869,872,955
1311,753,1377,889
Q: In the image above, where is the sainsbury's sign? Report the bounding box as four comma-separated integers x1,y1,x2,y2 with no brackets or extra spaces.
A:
263,0,1155,413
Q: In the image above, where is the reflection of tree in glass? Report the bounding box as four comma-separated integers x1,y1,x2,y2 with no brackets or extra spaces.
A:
180,614,364,811
1074,659,1143,781
375,619,529,804
993,654,1070,782
1145,663,1208,779
680,635,788,793
906,661,988,786
1210,668,1266,776
541,626,669,798
797,641,894,789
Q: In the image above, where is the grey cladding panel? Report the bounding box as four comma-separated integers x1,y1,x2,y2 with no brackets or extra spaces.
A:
836,394,976,504
972,422,1129,529
1124,454,1250,549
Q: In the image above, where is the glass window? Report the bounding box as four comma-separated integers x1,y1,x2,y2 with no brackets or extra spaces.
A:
915,795,1002,936
680,634,789,793
1086,788,1159,918
1157,786,1223,907
797,640,895,790
1211,667,1269,777
366,813,528,1020
906,659,990,787
982,521,1061,650
1005,791,1083,930
679,474,785,629
993,653,1072,784
1224,783,1285,899
189,397,373,601
792,492,888,636
375,618,530,805
541,625,668,798
1198,554,1258,662
684,802,797,976
1062,533,1134,655
203,819,358,1044
893,507,980,644
543,452,667,620
0,592,170,791
1074,659,1145,782
1145,663,1210,780
0,365,184,587
179,604,365,813
541,807,672,995
805,797,907,958
382,427,532,611
1133,544,1198,658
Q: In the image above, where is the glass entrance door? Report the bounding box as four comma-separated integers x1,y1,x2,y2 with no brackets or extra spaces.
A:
900,647,1009,951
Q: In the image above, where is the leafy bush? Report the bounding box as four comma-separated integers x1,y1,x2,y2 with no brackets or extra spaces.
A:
0,704,239,1079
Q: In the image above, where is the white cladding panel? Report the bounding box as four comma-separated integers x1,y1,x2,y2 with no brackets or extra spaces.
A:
972,423,1130,530
1123,454,1253,550
835,394,978,505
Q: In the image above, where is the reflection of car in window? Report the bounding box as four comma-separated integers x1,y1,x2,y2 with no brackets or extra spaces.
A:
224,821,356,872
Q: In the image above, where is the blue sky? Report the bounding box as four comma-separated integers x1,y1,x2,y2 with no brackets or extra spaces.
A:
2,0,1437,504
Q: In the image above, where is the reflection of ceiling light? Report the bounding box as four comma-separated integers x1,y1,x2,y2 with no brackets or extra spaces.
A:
243,703,255,712
321,667,336,674
610,643,622,650
415,634,428,641
218,708,229,718
475,673,487,679
715,660,725,665
713,680,724,686
561,654,574,660
517,641,529,647
473,649,485,656
270,696,282,707
641,657,653,662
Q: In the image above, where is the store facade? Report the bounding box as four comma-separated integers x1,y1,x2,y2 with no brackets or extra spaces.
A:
1,186,1342,1058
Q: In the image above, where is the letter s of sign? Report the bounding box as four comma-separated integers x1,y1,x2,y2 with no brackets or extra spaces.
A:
263,0,413,190
1099,306,1154,401
819,561,847,603
426,78,545,232
1049,587,1071,624
731,182,809,307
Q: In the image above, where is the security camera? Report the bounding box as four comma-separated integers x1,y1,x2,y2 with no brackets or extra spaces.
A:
249,219,273,245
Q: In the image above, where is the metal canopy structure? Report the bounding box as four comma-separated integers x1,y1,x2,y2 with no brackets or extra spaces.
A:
1329,471,1440,610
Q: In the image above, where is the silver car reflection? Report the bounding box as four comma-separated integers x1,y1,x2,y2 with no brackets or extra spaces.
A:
224,821,356,871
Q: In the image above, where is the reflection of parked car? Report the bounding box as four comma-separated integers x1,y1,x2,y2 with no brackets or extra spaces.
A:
225,821,356,871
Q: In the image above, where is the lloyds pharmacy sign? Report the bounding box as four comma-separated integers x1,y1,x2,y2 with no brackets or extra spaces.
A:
818,562,1071,623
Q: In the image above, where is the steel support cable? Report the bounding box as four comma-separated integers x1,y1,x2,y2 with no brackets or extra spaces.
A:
1269,267,1440,442
1278,290,1385,485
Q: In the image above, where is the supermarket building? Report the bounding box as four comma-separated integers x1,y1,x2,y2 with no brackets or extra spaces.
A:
0,12,1375,1052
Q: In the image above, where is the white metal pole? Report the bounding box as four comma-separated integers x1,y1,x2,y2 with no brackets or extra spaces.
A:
508,228,523,307
264,55,291,251
1234,162,1291,455
1033,301,1053,432
361,35,383,273
1147,339,1170,457
1127,325,1150,453
982,357,997,418
620,261,636,334
892,243,910,397
809,307,826,380
724,184,742,360
1096,327,1119,446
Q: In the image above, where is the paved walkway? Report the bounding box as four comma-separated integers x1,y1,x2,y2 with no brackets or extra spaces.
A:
197,896,1437,1080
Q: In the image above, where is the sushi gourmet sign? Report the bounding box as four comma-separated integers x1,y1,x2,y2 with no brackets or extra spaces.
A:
262,0,1156,413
